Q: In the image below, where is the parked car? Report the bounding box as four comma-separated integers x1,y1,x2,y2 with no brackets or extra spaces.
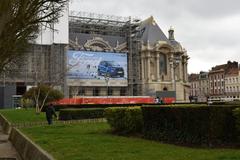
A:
98,61,124,78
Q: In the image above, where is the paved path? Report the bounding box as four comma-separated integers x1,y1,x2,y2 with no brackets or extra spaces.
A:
0,125,21,160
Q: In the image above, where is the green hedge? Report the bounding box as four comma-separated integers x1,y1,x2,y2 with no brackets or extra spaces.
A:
233,108,240,140
54,104,141,111
59,108,105,120
104,107,143,134
142,106,239,146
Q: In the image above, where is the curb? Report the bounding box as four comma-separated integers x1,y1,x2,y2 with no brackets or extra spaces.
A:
0,113,12,134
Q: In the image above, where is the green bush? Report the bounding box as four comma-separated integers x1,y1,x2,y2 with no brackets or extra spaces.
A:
233,108,240,140
104,107,143,134
23,84,64,108
59,108,105,120
142,106,239,146
20,98,34,108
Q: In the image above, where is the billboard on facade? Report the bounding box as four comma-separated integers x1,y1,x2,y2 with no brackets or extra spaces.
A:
67,50,128,86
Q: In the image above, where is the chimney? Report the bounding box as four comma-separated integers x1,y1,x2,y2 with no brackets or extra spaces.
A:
168,26,175,40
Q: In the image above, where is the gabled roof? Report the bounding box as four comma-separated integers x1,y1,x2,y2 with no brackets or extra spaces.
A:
188,74,199,82
139,16,171,45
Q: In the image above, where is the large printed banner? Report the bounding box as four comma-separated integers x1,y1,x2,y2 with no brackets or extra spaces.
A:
67,50,128,86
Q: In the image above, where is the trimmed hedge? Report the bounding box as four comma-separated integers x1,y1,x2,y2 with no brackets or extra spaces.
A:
54,104,142,111
104,107,142,134
142,106,239,146
59,108,105,120
233,108,240,140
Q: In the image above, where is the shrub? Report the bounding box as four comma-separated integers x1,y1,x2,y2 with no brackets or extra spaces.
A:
104,107,143,134
142,106,239,146
59,108,105,120
233,108,240,140
20,98,34,108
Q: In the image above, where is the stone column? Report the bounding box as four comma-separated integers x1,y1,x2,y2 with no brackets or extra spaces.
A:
179,57,183,81
156,53,160,81
147,52,151,82
141,54,145,81
182,56,188,82
170,53,175,90
185,61,188,82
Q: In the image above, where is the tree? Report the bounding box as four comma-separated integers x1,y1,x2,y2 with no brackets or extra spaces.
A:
0,0,67,73
23,84,64,113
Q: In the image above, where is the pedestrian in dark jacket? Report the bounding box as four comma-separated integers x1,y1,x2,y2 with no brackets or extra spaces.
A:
45,104,57,125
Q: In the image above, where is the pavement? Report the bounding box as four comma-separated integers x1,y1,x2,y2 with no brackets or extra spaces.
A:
0,125,21,160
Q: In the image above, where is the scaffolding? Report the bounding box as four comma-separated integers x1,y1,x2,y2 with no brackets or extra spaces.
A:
69,11,142,96
69,11,130,36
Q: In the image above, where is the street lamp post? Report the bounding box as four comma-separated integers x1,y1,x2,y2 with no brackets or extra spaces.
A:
104,73,110,97
170,55,181,102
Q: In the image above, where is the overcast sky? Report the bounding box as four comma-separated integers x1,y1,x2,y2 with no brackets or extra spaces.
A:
69,0,240,74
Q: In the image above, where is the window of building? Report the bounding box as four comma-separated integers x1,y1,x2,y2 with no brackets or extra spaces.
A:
159,54,167,75
93,88,100,96
78,88,85,96
108,88,113,96
120,88,126,96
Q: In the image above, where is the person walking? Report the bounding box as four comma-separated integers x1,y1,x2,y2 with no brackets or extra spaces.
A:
45,103,57,125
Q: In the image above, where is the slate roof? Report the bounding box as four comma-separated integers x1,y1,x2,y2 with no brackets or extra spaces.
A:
139,16,171,45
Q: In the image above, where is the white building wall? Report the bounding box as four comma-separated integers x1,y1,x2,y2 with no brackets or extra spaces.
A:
35,3,69,45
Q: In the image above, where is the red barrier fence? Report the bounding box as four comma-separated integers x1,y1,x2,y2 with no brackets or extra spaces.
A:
162,97,175,104
54,96,156,105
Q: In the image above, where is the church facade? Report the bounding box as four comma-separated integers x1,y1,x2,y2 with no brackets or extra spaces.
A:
67,14,190,101
0,12,190,107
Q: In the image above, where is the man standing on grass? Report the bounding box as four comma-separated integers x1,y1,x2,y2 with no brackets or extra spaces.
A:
45,103,57,125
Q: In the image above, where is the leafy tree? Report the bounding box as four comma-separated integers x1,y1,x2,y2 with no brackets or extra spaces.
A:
23,84,64,113
0,0,67,73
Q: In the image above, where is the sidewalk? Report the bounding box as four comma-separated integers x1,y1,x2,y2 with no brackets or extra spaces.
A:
0,125,21,160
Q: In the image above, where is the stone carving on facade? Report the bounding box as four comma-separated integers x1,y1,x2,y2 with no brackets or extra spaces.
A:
84,37,112,51
69,39,82,50
114,42,128,52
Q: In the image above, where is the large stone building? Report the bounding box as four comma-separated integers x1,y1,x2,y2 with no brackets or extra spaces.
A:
189,61,240,102
189,72,209,102
68,13,190,101
0,11,190,107
225,66,240,99
208,65,225,98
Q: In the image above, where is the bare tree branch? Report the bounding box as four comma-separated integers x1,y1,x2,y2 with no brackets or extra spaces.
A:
0,0,67,73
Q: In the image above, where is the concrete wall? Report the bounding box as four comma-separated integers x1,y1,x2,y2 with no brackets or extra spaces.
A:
0,87,4,108
0,85,16,108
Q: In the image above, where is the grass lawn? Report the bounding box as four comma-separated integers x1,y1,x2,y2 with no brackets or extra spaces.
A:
0,108,46,124
21,122,240,160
